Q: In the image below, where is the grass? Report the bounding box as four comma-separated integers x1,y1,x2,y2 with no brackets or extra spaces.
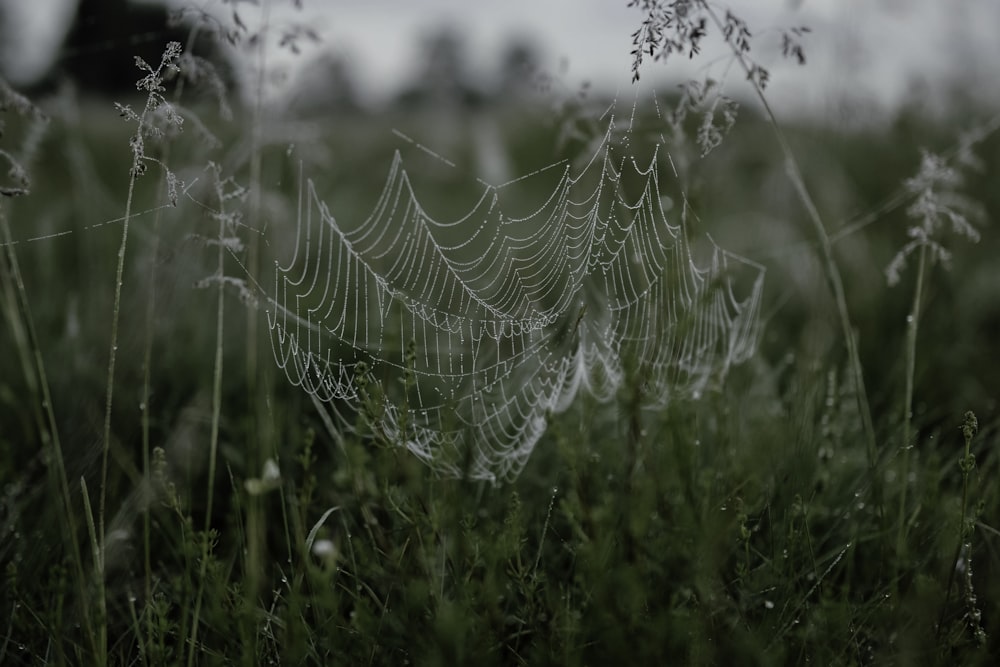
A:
2,16,1000,666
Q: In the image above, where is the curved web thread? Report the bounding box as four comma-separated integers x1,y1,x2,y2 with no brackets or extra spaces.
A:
265,110,764,482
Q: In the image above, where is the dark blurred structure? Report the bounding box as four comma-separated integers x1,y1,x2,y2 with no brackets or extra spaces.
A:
0,0,234,98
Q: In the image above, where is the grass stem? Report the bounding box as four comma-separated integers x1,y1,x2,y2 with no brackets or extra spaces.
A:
939,411,978,637
895,243,927,572
1,208,96,654
700,0,879,505
186,170,229,667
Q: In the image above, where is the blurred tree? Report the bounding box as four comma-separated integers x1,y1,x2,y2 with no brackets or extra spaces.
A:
285,51,361,116
498,38,545,100
395,28,484,111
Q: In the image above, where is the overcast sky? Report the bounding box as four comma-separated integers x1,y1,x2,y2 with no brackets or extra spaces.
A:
169,0,1000,119
3,0,998,119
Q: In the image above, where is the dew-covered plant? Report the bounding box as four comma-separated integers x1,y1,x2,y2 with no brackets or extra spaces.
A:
628,0,880,505
627,0,808,88
886,150,983,288
888,148,984,566
932,411,989,653
91,42,188,663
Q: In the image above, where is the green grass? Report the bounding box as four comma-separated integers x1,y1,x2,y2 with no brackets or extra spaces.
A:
2,55,1000,666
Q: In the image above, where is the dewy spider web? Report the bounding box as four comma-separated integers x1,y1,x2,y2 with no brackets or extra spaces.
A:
265,103,764,482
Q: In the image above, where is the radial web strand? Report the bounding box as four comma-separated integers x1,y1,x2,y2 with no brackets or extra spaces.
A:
265,110,765,482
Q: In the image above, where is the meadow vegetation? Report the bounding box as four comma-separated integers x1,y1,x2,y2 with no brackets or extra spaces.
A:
1,2,1000,664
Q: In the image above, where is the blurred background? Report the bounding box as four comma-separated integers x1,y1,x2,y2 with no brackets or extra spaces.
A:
2,0,1000,120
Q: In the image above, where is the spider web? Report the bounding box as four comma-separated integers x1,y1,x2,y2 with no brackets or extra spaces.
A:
264,104,764,482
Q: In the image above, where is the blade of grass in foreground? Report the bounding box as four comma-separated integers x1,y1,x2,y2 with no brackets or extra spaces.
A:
1,206,96,656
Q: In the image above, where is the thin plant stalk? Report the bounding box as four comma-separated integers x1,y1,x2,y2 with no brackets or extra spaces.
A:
137,25,221,658
246,0,270,440
242,10,272,658
187,175,228,667
97,142,138,661
896,243,927,564
0,209,96,654
102,43,182,661
139,190,160,666
80,476,106,662
698,2,877,467
939,411,978,636
140,46,189,663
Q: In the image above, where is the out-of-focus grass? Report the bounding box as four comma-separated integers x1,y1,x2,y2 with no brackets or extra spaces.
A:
1,88,999,665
